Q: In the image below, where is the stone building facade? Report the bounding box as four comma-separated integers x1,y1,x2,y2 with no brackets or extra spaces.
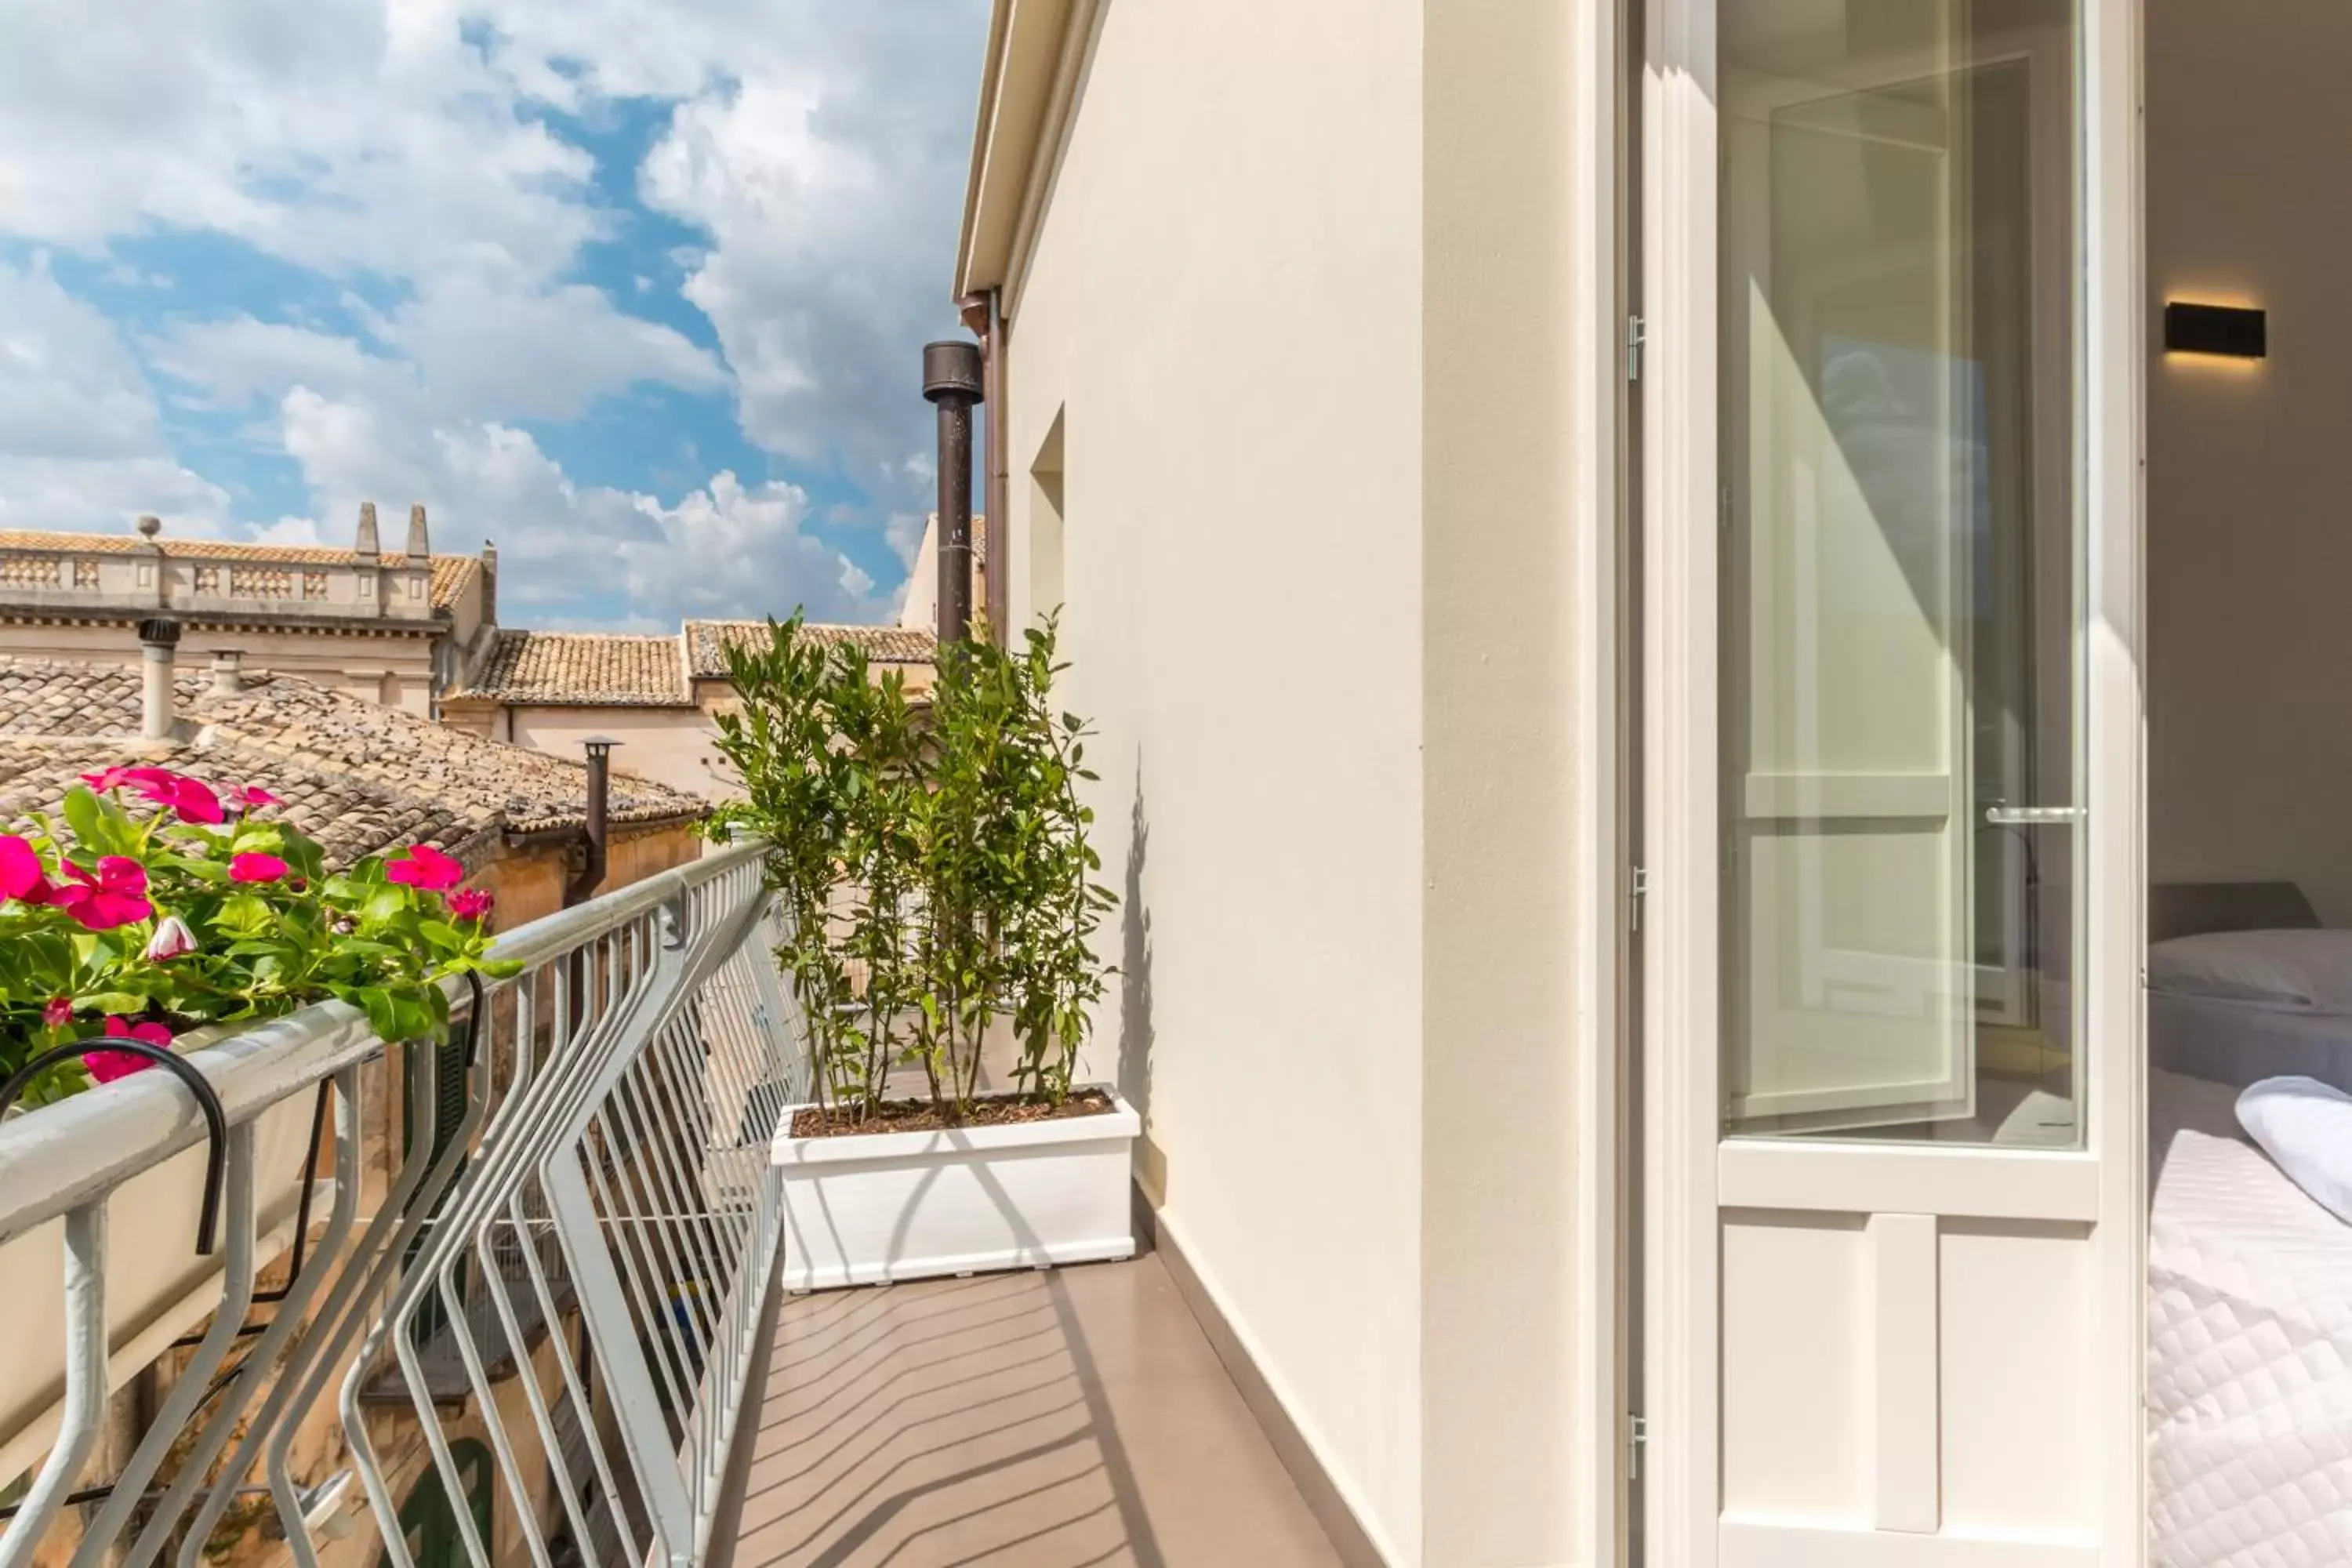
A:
0,506,500,717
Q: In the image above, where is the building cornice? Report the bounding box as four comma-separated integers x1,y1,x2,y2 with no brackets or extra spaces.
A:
954,0,1100,309
0,607,448,638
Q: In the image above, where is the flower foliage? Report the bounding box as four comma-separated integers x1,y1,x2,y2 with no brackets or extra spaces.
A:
0,768,517,1107
707,612,1114,1123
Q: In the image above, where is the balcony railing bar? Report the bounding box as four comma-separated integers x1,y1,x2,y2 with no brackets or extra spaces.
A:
0,840,800,1568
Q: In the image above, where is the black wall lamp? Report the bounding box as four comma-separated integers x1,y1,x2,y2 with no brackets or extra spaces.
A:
2164,301,2267,360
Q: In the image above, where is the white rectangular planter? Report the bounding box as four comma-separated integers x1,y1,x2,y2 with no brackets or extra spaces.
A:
773,1087,1139,1290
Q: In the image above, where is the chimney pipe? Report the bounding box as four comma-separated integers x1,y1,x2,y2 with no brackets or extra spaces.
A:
564,737,619,906
923,339,984,643
958,290,1009,644
137,618,181,740
209,648,244,698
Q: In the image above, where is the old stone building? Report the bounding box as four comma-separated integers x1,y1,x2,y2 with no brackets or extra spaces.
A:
0,506,500,716
441,619,937,797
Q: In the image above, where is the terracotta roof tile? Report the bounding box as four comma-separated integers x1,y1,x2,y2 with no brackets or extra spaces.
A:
0,529,478,612
457,630,691,706
0,657,705,868
0,661,205,738
683,619,936,681
0,739,491,868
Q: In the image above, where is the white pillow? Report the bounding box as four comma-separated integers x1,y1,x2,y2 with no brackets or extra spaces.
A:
2147,929,2352,1012
2238,1076,2352,1225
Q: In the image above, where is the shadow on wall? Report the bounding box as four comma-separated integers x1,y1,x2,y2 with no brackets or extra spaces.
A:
1118,760,1160,1202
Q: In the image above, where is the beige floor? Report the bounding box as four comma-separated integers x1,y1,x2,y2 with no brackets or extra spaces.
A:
724,1254,1343,1568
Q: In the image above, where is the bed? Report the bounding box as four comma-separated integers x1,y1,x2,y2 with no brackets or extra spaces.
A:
2147,884,2352,1564
2149,882,2352,1095
2149,1068,2352,1565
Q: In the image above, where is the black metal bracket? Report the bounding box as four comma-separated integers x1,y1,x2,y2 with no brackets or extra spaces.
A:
0,1041,228,1255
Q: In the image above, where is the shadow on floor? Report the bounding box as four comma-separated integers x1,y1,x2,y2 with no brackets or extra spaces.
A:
725,1256,1340,1568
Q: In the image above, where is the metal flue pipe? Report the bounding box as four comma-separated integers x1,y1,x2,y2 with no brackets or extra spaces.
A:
923,339,984,644
564,737,618,906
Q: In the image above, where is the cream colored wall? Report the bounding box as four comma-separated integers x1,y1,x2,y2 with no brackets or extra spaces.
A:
0,623,440,716
1002,2,1427,1559
1418,4,1583,1563
2147,0,2352,924
506,706,730,799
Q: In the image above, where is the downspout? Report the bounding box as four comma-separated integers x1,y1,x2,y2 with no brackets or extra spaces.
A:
960,290,1010,644
922,340,985,643
563,738,617,907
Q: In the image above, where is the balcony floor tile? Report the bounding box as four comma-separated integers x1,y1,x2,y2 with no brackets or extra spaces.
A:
724,1254,1344,1568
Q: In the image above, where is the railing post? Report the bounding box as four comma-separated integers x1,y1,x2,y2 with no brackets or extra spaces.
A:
0,1203,107,1568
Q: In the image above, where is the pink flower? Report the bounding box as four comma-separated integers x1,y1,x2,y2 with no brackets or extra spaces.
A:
230,851,289,884
83,1016,172,1084
145,775,223,826
42,997,71,1029
79,765,171,793
0,836,51,905
385,843,463,892
49,856,153,931
235,786,281,810
143,914,198,960
89,767,223,825
446,887,495,922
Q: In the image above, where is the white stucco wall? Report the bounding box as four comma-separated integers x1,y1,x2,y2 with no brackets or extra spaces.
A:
1000,5,1426,1559
504,706,729,800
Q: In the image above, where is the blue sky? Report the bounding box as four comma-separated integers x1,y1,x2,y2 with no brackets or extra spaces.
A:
0,0,989,629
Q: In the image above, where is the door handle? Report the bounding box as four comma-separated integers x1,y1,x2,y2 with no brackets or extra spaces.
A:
1984,804,2086,826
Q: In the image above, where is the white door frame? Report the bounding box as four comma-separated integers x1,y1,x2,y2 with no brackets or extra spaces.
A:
1632,0,2147,1562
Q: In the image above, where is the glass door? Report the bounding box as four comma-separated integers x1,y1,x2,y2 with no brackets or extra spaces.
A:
1638,0,2143,1559
1719,5,2083,1144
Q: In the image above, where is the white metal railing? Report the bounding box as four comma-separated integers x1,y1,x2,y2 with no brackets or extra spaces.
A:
0,840,804,1566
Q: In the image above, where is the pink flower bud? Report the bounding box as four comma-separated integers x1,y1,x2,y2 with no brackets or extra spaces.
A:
446,887,495,922
143,915,198,961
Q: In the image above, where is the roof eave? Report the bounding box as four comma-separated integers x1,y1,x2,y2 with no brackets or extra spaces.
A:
953,0,1083,301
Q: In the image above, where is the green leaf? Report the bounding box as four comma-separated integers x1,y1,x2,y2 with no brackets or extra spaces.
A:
60,786,105,851
72,991,147,1016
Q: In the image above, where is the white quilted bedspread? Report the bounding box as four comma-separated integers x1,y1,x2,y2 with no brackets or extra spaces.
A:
2150,1080,2352,1566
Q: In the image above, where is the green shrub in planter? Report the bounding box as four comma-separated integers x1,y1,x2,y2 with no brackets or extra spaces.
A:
708,613,1113,1124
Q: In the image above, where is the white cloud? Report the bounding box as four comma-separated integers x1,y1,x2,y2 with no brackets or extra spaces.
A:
637,9,985,495
154,273,726,426
0,256,234,535
0,0,987,626
274,387,883,624
0,1,601,282
372,271,728,423
0,258,165,459
0,455,233,535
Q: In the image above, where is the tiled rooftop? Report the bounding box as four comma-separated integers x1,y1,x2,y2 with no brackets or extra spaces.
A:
0,659,201,738
463,630,692,706
0,657,705,867
0,739,485,868
683,619,936,681
0,529,479,612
